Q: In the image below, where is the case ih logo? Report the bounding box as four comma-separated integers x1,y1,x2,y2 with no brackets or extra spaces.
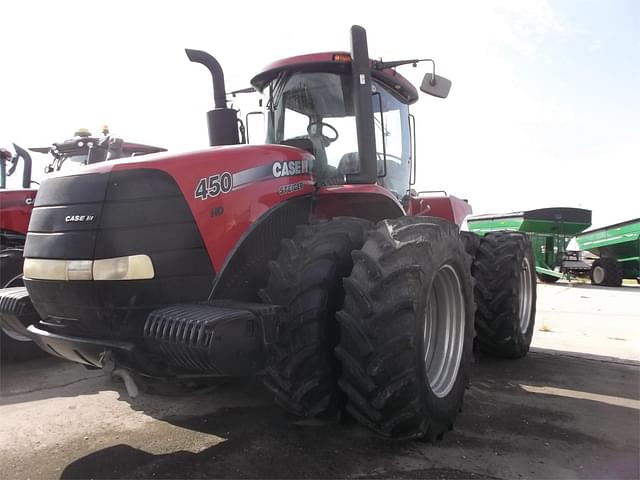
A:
65,215,95,223
272,160,309,178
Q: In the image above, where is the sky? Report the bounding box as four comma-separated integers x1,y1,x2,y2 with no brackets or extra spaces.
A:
1,0,638,229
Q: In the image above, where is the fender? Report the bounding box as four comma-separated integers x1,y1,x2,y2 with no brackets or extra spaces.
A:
313,184,405,222
211,195,312,301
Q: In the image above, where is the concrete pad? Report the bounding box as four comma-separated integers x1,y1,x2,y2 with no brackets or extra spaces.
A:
0,282,638,479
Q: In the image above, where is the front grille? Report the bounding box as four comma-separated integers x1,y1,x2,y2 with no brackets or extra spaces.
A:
24,168,215,339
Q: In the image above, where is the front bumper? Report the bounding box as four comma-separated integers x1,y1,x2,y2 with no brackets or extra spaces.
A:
27,324,135,367
0,285,282,378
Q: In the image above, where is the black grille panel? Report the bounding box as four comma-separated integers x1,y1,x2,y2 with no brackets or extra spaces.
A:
24,168,215,339
26,231,98,259
34,172,109,206
29,204,103,232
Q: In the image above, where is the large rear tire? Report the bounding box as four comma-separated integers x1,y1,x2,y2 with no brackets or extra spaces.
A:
259,217,372,417
472,232,537,358
590,257,622,287
336,217,474,439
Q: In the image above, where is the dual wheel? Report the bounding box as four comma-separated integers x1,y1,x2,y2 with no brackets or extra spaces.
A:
262,217,536,439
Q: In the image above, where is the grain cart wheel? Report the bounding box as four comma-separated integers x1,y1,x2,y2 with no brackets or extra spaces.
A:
590,257,622,287
259,217,373,417
472,232,537,358
335,217,474,439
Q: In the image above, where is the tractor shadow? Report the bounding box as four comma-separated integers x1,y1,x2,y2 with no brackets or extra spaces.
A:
60,351,640,480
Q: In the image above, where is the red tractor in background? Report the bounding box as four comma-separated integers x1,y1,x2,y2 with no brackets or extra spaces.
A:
0,129,165,360
0,26,536,439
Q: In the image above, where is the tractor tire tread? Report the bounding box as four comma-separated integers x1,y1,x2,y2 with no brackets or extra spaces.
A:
471,231,537,358
336,216,474,439
259,217,373,417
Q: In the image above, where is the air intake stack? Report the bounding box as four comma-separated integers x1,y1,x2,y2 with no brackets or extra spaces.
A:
186,49,240,147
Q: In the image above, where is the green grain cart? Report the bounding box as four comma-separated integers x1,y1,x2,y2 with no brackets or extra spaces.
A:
467,207,592,282
576,218,640,286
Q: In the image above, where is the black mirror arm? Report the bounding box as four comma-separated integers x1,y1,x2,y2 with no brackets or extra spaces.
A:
373,58,437,81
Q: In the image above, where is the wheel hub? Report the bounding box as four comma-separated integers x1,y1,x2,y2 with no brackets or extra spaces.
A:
518,257,534,333
592,265,605,284
423,264,465,398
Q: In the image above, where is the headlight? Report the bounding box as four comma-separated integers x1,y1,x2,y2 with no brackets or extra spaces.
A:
93,255,154,280
67,260,94,280
23,255,154,281
24,259,68,281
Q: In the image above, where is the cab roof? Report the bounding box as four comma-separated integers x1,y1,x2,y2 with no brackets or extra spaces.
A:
250,51,419,105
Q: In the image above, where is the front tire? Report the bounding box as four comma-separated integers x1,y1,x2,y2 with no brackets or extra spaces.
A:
259,217,372,417
472,232,537,358
336,217,474,439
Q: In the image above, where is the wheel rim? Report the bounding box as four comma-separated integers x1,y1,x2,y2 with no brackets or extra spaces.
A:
423,264,465,399
592,265,605,284
518,257,534,333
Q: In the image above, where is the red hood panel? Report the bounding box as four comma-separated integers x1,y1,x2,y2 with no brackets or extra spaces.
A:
0,189,37,235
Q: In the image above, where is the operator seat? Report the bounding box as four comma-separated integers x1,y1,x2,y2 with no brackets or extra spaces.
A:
280,138,314,156
337,152,359,175
338,152,390,175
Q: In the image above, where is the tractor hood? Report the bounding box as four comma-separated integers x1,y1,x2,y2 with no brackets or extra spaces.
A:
26,143,315,270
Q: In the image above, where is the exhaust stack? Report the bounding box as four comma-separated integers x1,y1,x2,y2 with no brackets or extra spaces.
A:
349,25,377,184
186,49,240,147
12,144,33,189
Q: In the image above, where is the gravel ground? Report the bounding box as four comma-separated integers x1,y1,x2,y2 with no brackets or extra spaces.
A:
1,282,639,479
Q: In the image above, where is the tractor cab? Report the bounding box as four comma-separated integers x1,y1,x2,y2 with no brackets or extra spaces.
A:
251,53,418,199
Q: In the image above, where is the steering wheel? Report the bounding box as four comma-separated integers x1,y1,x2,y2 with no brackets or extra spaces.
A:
307,121,339,145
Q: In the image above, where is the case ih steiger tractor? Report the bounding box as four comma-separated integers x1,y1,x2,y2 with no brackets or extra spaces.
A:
0,26,536,439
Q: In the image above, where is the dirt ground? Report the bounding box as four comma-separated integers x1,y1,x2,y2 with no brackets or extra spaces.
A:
1,282,639,479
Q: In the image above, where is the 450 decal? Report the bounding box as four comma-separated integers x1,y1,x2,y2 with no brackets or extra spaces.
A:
194,172,233,200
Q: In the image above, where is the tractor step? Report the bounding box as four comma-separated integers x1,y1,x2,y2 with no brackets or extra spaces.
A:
0,286,39,341
143,301,284,376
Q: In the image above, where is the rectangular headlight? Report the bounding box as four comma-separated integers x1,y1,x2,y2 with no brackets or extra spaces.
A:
23,255,154,281
93,255,154,281
24,259,67,281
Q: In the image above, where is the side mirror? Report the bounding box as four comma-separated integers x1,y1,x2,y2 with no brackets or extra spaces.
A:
420,73,452,99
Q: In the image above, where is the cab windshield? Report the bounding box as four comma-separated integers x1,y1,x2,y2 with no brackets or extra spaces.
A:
265,71,411,198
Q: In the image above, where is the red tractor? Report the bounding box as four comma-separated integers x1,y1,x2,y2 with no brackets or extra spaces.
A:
0,26,536,439
0,130,165,360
